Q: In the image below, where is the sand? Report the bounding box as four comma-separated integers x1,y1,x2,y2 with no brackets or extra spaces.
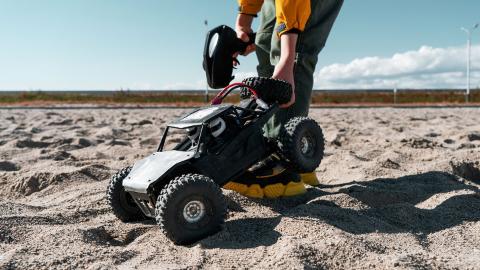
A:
0,107,479,270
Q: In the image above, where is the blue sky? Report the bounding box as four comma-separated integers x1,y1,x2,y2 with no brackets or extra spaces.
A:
0,0,479,90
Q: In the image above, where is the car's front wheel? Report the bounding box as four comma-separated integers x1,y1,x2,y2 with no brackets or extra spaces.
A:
155,174,226,245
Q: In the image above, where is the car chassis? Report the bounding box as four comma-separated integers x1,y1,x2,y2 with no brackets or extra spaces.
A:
122,99,279,218
107,80,324,244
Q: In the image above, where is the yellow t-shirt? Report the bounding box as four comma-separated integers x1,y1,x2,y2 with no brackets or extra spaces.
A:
238,0,311,36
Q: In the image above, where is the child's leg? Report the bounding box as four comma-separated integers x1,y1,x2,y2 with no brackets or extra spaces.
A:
265,0,344,139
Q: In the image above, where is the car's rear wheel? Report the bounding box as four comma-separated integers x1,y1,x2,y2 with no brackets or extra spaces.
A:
278,117,325,173
240,77,292,105
106,166,145,222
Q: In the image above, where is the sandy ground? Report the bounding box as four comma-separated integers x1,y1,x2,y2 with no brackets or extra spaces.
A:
0,107,479,270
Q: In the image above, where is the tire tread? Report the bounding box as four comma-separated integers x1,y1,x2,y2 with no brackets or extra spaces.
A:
155,174,226,244
106,166,144,222
241,77,292,104
279,117,325,173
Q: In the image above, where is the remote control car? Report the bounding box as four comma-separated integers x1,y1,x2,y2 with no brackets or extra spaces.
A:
107,25,325,245
106,78,325,244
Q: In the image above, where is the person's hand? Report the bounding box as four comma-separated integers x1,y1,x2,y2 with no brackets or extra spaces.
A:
273,33,298,108
273,60,296,108
232,31,255,66
236,31,256,56
234,14,256,57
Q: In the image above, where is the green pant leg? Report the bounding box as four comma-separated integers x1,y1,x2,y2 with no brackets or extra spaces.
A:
255,0,276,77
263,0,344,139
255,0,288,138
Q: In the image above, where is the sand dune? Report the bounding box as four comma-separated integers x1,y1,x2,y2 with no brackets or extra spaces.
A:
0,107,479,269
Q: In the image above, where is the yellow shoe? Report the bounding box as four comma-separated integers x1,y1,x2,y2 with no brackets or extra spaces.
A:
284,181,307,197
301,172,320,186
245,184,264,198
223,170,306,199
223,181,248,195
263,183,286,199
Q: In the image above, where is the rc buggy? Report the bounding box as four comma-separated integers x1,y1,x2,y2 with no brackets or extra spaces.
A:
106,25,325,245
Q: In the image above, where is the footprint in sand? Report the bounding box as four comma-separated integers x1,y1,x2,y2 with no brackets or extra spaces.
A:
30,127,42,134
77,138,94,148
380,159,401,169
47,119,73,126
15,139,51,149
140,137,157,146
133,119,153,126
467,132,480,141
40,151,75,161
458,143,476,150
425,132,441,138
12,172,53,196
75,116,95,123
10,164,111,196
80,226,148,247
108,139,132,146
402,138,438,149
450,159,480,182
0,161,20,171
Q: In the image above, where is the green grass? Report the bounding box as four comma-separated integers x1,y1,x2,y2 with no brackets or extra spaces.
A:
0,89,479,105
312,90,480,104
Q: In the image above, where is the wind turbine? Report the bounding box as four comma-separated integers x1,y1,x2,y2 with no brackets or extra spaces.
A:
461,23,479,102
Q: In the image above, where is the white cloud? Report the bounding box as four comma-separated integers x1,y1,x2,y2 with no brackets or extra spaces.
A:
315,45,480,89
155,45,480,90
